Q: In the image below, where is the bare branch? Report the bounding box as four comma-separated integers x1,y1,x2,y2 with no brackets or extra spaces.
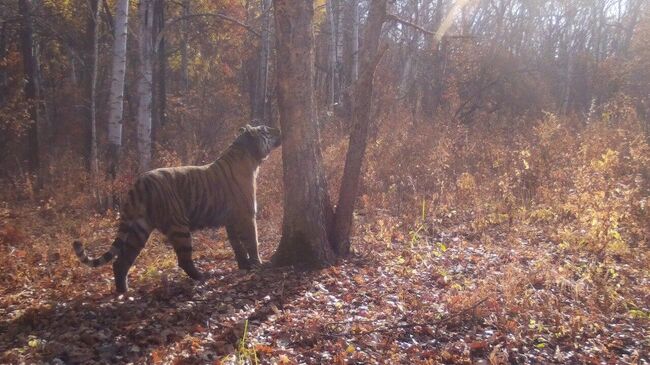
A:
386,13,435,36
155,12,260,51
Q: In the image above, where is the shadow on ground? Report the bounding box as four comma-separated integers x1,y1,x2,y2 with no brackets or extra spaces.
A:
0,264,316,363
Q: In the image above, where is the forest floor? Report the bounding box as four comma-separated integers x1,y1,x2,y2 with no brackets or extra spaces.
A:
0,200,648,365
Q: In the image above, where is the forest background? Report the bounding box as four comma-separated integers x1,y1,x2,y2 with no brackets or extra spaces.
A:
0,0,649,363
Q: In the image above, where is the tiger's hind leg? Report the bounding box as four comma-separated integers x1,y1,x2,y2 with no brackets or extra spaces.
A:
113,219,151,293
167,226,204,281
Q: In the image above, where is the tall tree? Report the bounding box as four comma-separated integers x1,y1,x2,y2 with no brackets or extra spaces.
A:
89,0,101,207
180,0,190,92
153,0,166,131
326,0,338,108
18,0,41,181
83,0,100,171
271,0,337,267
106,0,130,179
137,0,154,172
333,0,387,253
252,0,272,122
341,0,359,117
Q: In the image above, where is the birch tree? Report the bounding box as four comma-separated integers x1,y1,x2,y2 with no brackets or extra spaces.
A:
106,0,130,179
137,0,154,172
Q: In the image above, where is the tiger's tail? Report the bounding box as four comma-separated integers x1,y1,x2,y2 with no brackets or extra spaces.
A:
73,239,120,267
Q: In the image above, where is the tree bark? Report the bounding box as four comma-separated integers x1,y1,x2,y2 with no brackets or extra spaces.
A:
271,0,336,268
106,0,130,179
333,0,387,254
137,0,154,172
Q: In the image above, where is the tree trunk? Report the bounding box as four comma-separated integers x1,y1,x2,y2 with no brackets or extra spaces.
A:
106,0,130,179
326,0,338,108
252,0,272,122
83,0,99,171
180,0,190,92
271,0,336,268
0,22,7,108
89,0,101,207
333,0,387,254
137,0,154,172
153,0,166,132
341,0,358,117
18,0,40,180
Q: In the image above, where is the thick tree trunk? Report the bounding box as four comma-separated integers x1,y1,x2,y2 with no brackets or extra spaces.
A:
137,0,154,172
18,0,41,179
271,0,336,268
333,0,387,254
106,0,130,179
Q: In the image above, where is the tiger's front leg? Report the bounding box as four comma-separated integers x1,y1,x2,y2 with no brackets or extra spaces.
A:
226,225,251,270
239,218,262,268
227,219,261,268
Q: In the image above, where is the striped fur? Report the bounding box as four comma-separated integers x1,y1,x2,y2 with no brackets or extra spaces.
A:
73,124,281,293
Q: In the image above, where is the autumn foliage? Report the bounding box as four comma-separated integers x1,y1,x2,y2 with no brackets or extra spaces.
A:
1,0,649,363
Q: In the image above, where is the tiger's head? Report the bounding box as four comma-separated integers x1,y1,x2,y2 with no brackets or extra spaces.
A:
235,124,282,161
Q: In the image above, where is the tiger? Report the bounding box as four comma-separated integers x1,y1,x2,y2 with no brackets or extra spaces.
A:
73,124,282,293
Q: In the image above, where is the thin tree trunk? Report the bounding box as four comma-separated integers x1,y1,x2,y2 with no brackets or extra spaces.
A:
326,0,337,108
180,0,189,92
351,0,359,83
89,0,101,207
341,0,358,117
271,0,336,268
137,0,154,172
253,0,271,121
106,0,130,180
333,0,387,254
153,0,166,131
0,22,7,108
18,0,40,181
83,0,99,171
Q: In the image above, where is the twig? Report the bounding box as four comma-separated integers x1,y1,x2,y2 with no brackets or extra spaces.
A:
386,14,435,36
